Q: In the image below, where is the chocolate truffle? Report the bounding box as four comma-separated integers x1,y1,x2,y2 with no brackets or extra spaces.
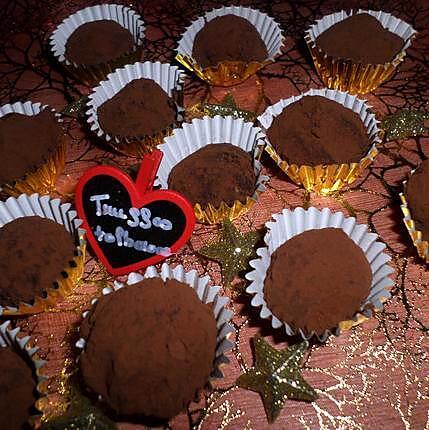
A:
97,78,176,138
316,13,404,64
264,228,372,335
0,347,35,430
405,159,429,241
267,96,370,166
192,15,268,68
0,110,63,185
79,278,217,419
168,144,256,208
0,217,76,307
65,20,134,65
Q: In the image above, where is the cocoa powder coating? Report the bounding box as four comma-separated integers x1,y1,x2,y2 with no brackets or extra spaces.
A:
0,217,76,307
168,143,256,208
316,13,404,64
267,96,370,166
406,158,429,241
0,347,36,430
192,15,268,68
65,20,134,65
79,278,218,420
98,78,176,138
264,228,372,335
0,110,63,184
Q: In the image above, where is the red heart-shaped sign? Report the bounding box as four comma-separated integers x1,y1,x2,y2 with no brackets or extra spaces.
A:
75,151,195,276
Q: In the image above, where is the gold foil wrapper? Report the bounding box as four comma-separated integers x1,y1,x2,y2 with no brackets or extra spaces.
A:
195,195,258,225
400,192,429,264
176,55,270,87
265,143,379,195
2,234,86,316
304,10,417,95
1,138,66,198
305,43,404,95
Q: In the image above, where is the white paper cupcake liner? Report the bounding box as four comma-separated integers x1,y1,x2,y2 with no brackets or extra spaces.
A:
155,115,269,223
304,10,417,94
86,61,186,145
76,263,235,383
176,5,284,64
245,207,394,342
0,320,47,426
305,9,416,63
258,88,382,193
49,3,145,67
400,167,429,264
0,193,86,315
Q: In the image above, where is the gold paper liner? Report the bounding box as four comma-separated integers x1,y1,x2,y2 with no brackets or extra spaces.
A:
306,42,407,95
1,137,66,198
176,54,271,87
265,143,379,195
194,195,258,225
2,235,86,316
400,193,429,264
107,124,175,158
63,45,143,87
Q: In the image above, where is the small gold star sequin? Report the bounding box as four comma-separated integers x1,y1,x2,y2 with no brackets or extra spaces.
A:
237,336,318,423
199,219,259,287
381,109,429,141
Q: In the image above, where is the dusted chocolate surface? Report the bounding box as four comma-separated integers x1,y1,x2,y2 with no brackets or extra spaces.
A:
406,158,429,241
79,278,217,419
267,96,370,166
0,110,62,184
168,143,256,208
264,228,372,335
0,216,76,306
65,20,134,65
192,15,268,68
98,78,176,138
0,347,35,430
316,13,404,64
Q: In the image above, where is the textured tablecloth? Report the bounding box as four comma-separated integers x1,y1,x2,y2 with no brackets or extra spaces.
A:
1,0,428,428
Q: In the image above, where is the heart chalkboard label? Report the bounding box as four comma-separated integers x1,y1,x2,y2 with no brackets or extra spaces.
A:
75,151,195,275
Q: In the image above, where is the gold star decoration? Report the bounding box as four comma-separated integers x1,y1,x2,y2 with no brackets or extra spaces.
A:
237,336,318,423
199,219,260,287
381,109,429,141
41,379,116,430
188,92,256,122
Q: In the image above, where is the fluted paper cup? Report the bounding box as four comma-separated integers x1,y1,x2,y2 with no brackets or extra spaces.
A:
305,9,417,94
258,88,382,195
49,3,145,85
176,5,284,86
155,115,269,224
246,207,394,342
86,61,185,156
400,167,429,264
0,320,47,428
0,193,86,316
0,101,66,198
75,263,235,414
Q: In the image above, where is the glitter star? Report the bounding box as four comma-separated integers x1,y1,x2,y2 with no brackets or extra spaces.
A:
188,92,256,122
61,96,88,118
199,219,259,287
381,109,429,141
237,336,318,423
